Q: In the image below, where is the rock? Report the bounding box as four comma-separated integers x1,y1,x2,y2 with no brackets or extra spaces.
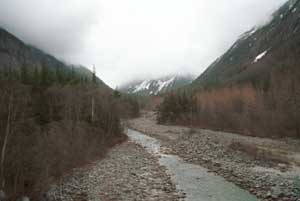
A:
213,162,221,167
277,163,288,171
271,186,284,199
266,191,272,198
46,142,180,201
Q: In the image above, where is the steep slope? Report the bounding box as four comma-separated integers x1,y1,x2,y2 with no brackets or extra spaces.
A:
192,0,300,90
158,0,300,140
0,28,126,199
121,74,194,96
0,27,108,88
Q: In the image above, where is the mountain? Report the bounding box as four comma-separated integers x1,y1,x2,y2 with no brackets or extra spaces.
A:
157,0,300,140
120,74,194,96
0,27,108,88
192,0,300,90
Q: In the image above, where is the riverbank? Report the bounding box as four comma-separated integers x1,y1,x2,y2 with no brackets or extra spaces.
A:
46,141,182,201
128,111,300,201
128,129,258,201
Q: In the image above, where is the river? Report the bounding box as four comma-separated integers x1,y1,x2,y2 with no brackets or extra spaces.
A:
127,129,258,201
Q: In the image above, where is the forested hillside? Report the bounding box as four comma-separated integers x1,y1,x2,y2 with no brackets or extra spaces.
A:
158,0,300,138
0,28,138,200
192,0,300,89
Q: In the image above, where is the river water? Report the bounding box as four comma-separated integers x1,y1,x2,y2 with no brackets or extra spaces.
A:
127,129,258,201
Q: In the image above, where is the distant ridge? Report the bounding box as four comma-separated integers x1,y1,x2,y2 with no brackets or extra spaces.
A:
0,27,109,88
120,74,195,96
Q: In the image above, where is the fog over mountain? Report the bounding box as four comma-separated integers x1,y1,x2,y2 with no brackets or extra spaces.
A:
0,0,287,87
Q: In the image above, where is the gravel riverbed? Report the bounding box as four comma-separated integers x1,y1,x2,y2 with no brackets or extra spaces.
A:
46,141,183,201
45,110,300,201
128,111,300,201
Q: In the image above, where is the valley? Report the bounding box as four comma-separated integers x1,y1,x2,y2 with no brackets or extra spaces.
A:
128,111,300,201
1,0,300,200
44,111,300,201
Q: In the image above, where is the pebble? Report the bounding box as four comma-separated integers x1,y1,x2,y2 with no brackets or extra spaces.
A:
46,142,183,201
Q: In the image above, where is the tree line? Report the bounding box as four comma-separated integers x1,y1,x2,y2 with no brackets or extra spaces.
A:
0,62,139,200
158,69,300,138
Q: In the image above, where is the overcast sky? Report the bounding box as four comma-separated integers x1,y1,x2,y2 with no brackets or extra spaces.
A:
0,0,287,87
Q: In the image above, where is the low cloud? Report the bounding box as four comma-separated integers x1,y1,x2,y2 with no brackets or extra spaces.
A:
0,0,287,87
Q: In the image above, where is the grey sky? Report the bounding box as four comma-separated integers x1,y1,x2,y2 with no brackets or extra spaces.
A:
0,0,287,87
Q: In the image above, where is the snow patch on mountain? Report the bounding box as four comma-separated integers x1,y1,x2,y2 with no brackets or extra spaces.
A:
254,50,268,63
157,77,175,93
120,75,194,96
239,27,257,40
133,80,151,93
132,77,175,94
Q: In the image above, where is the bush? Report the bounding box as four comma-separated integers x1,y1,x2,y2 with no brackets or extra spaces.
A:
157,92,197,125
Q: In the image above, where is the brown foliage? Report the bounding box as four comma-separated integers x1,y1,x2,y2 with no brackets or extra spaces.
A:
195,70,300,137
158,69,300,138
0,81,125,200
157,92,197,125
229,141,290,165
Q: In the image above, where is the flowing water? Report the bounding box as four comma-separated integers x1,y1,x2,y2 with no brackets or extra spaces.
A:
127,129,259,201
